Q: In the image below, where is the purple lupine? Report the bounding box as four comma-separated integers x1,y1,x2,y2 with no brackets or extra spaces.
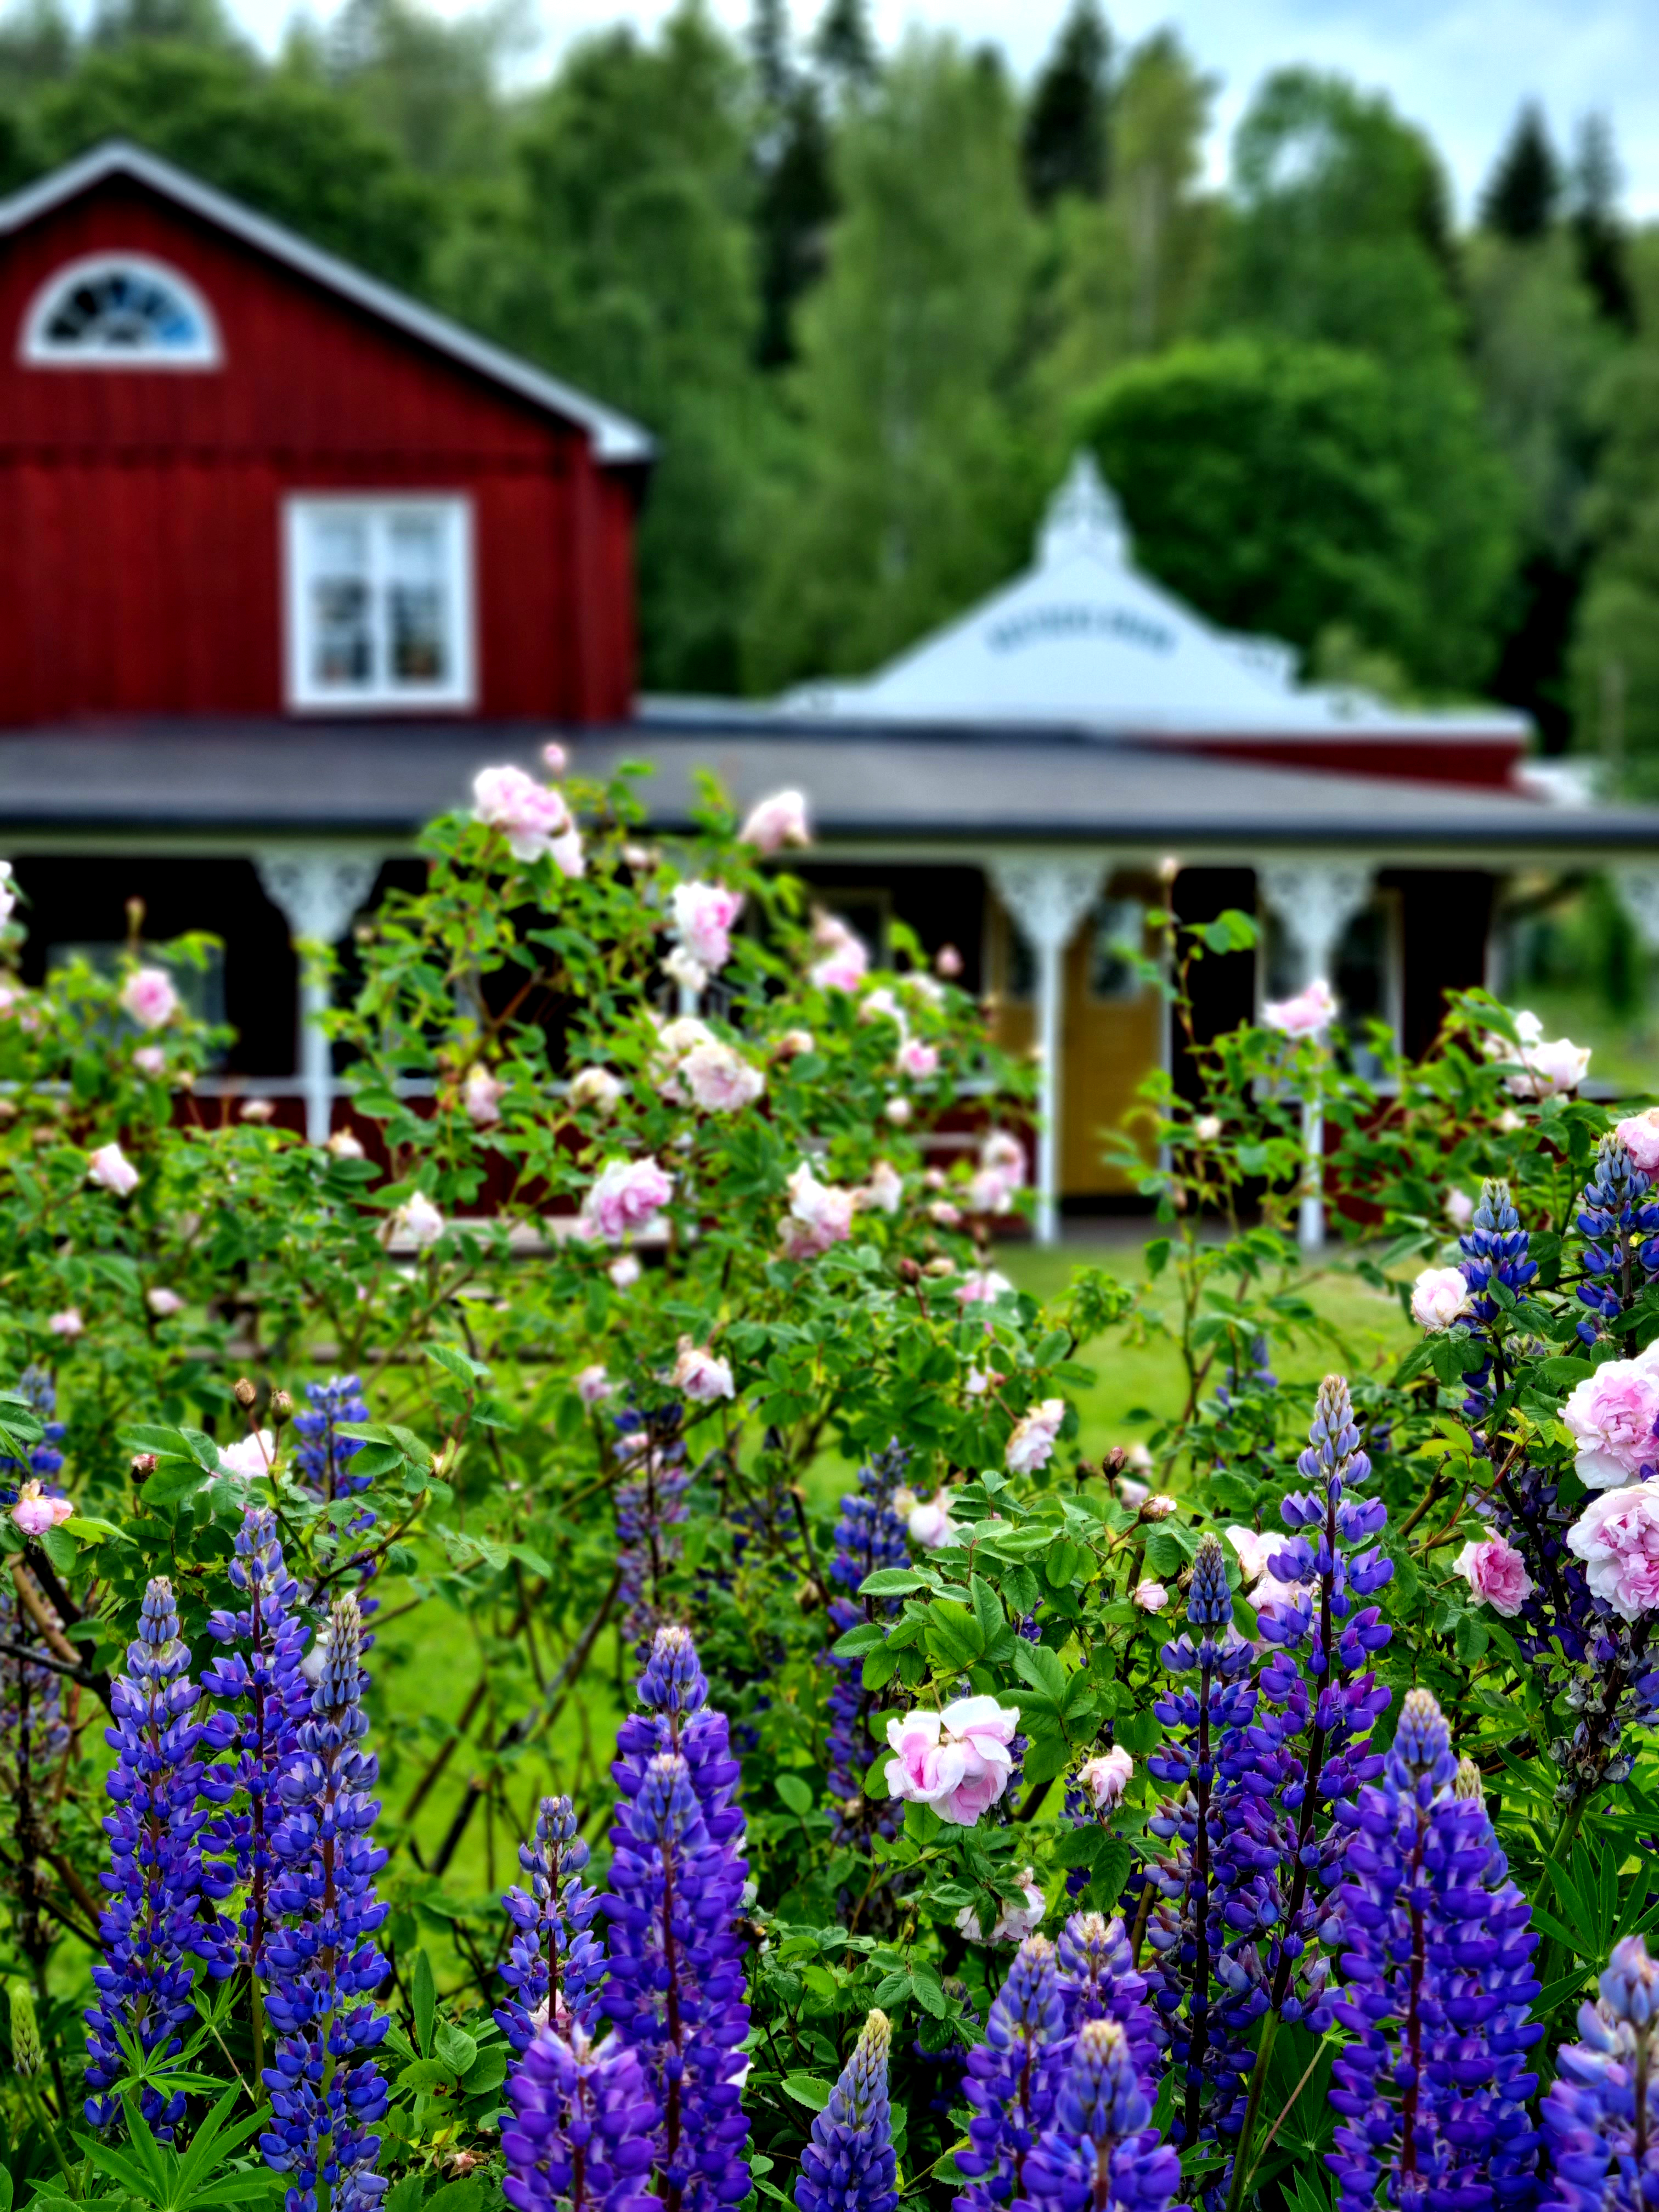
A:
1023,2018,1184,2212
821,1444,910,1841
83,1577,234,2134
1055,1912,1161,2090
1226,1375,1393,2054
1573,1136,1659,1347
614,1407,691,1655
0,1364,66,1504
260,1594,391,2212
502,2025,658,2212
795,2008,899,2212
292,1376,370,1501
612,1624,744,1856
1458,1178,1538,1423
1325,1691,1541,2212
602,1750,751,2210
497,1795,604,2052
955,1932,1069,2212
1542,1934,1659,2212
199,1506,309,1984
1143,1533,1257,2153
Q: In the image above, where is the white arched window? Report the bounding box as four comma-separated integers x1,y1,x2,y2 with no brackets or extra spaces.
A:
19,252,221,367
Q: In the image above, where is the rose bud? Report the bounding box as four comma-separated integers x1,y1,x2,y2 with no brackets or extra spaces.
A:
234,1376,257,1407
131,1452,157,1483
270,1389,294,1423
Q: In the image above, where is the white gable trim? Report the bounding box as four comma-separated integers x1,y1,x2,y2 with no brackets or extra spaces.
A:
0,139,654,464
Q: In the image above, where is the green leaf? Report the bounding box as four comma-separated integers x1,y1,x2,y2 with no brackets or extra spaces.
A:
142,1459,214,1508
386,2176,427,2212
425,2182,485,2212
910,1960,947,2017
969,1574,1004,1650
1019,1734,1068,1786
924,1599,985,1671
860,1568,929,1598
398,2057,459,2092
38,1523,75,1577
462,2047,509,2096
1116,1708,1162,1754
775,1773,813,1816
1044,1536,1082,1589
1012,1638,1066,1703
830,1622,888,1659
780,2072,833,2113
413,1948,437,2057
433,2022,477,2075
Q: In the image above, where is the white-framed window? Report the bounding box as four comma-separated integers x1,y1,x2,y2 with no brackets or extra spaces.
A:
20,252,221,367
283,496,476,712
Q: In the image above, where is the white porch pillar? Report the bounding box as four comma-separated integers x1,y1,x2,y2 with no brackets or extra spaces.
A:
1612,867,1659,955
255,847,382,1144
990,856,1107,1246
1257,862,1373,1254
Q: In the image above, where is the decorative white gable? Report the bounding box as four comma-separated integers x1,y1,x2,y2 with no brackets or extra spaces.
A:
782,454,1527,742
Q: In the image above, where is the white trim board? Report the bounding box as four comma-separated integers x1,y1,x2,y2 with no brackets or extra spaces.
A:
0,140,654,464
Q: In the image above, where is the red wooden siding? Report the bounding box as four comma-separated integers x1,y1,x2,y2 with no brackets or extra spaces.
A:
0,175,641,725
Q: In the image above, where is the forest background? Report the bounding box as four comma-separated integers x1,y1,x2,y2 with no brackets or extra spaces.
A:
1,0,1657,781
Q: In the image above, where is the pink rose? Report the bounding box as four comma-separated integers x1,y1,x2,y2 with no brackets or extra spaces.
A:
981,1131,1025,1186
219,1430,275,1481
1617,1111,1659,1175
569,1066,625,1113
966,1169,1016,1215
671,1339,735,1405
472,764,573,864
133,1045,167,1080
583,1157,675,1245
681,1041,765,1114
548,825,585,880
883,1096,912,1126
663,946,708,995
884,1694,1020,1826
936,944,963,978
608,1254,641,1289
1263,979,1336,1038
739,788,811,855
809,913,870,993
146,1288,183,1317
541,739,568,775
1143,1494,1178,1520
1132,1578,1167,1611
1567,1483,1659,1622
1410,1266,1471,1332
1508,1035,1590,1099
1007,1397,1065,1475
774,1029,815,1060
651,1015,716,1102
928,1200,962,1228
906,1491,957,1549
121,966,179,1030
47,1308,83,1339
87,1142,139,1197
1225,1525,1273,1584
857,1160,904,1216
462,1064,504,1127
328,1128,366,1159
1454,1537,1534,1618
1444,1188,1475,1229
392,1192,445,1249
670,882,744,974
10,1482,71,1535
1077,1746,1133,1810
1561,1353,1659,1488
957,1867,1045,1945
241,1099,275,1123
575,1364,613,1407
897,1037,939,1081
781,1163,855,1260
956,1269,1014,1306
1194,1114,1222,1142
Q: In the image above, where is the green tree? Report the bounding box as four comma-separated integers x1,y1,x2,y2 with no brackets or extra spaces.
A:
748,0,836,366
438,1,767,692
1481,100,1559,241
308,0,530,180
1020,0,1109,208
29,41,438,285
1074,336,1517,691
1569,112,1635,331
743,33,1037,689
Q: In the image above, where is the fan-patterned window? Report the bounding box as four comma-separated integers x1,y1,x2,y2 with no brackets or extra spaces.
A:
20,253,221,366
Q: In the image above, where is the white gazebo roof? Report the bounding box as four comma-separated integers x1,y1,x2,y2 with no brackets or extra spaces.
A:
778,455,1528,743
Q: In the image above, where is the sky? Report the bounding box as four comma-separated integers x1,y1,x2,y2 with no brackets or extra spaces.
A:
240,0,1659,219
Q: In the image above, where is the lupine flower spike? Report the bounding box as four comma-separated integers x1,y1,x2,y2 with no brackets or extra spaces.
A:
956,1933,1069,2211
84,1577,234,2134
503,2026,658,2212
261,1594,391,2212
199,1506,309,1984
795,2010,900,2212
1024,2018,1185,2212
497,1795,603,2052
1326,1689,1540,2212
1543,1933,1659,2212
1055,1911,1163,2089
1458,1178,1537,1424
1573,1136,1659,1346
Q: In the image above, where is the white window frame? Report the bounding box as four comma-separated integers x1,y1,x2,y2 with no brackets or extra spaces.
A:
20,251,222,368
283,494,476,713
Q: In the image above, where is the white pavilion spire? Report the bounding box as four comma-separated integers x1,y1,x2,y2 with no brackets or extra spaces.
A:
1037,450,1131,569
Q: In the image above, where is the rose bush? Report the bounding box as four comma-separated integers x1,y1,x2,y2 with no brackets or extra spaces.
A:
0,787,1656,2212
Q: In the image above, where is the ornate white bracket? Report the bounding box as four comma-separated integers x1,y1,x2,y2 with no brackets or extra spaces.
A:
255,845,383,1143
1257,862,1374,991
989,855,1108,1247
1612,868,1659,953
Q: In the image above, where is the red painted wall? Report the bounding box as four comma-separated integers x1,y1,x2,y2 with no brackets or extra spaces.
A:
0,174,640,725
